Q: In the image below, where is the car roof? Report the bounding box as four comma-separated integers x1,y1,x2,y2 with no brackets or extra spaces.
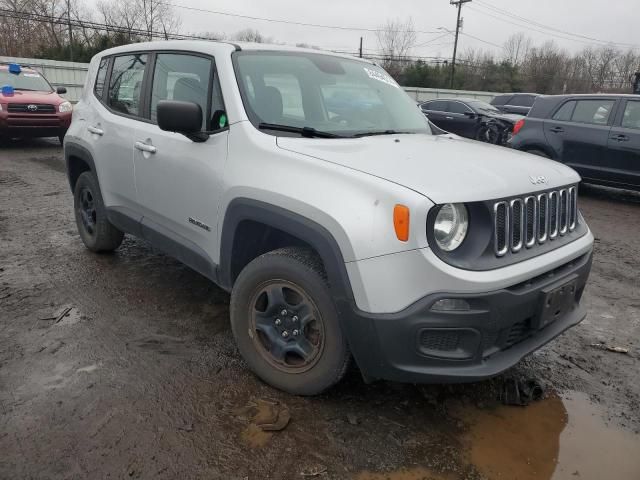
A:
95,40,374,65
538,93,639,99
0,64,39,73
422,97,484,103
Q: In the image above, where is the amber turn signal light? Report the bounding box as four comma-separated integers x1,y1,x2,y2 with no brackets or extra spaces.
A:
393,204,410,242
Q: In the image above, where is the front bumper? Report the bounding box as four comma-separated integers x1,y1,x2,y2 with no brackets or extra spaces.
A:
0,111,71,138
345,251,592,384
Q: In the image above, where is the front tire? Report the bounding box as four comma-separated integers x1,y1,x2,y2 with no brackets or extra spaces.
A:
73,171,124,252
230,247,350,395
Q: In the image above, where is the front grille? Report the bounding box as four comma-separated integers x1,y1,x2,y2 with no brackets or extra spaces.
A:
493,186,578,257
7,103,56,114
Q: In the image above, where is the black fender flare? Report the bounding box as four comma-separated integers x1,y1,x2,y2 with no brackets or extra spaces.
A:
64,143,97,192
218,198,355,304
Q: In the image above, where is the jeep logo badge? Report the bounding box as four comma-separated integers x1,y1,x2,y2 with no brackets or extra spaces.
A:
529,175,548,185
27,104,38,112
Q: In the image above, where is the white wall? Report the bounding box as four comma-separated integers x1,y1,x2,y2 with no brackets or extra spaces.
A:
1,56,500,104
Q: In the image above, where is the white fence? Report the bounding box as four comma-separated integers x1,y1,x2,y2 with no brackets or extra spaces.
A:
1,56,500,104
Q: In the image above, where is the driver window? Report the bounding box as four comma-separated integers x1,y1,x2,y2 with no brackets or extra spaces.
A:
150,53,212,129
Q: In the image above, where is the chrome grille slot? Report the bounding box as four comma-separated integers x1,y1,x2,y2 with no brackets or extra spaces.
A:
549,191,559,239
492,185,578,256
524,196,536,248
510,199,524,252
494,202,509,257
569,186,577,231
537,193,548,243
559,189,568,235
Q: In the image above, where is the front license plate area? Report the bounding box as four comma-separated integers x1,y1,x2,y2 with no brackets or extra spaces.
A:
538,277,578,328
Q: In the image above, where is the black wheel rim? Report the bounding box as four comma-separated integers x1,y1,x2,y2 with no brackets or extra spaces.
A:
249,280,324,373
77,187,97,236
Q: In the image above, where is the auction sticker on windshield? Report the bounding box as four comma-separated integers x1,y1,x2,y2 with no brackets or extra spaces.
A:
364,67,399,88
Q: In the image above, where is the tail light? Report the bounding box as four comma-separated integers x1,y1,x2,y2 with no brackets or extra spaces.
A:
513,119,525,136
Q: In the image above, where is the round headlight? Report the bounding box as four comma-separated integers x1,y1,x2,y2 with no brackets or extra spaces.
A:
433,203,468,252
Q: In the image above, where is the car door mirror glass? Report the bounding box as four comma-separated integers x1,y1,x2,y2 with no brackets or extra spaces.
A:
56,86,67,95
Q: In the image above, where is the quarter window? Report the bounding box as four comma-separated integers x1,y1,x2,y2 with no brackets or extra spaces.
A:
150,53,212,129
107,54,148,117
621,101,640,130
509,95,536,107
94,58,109,99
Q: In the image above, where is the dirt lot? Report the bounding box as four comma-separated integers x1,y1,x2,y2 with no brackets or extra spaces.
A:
1,139,639,480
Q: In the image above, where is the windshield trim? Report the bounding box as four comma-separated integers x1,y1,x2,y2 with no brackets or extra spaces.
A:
231,50,430,139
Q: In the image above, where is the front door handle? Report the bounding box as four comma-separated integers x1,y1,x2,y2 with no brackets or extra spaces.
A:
610,134,629,142
445,116,454,120
87,126,104,136
134,141,157,154
549,126,564,133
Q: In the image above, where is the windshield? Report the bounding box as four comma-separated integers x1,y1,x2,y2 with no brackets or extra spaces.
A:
0,69,53,92
467,100,500,114
233,51,431,137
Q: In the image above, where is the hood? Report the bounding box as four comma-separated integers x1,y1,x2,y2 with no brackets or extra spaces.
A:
485,112,524,123
0,90,63,105
277,134,580,204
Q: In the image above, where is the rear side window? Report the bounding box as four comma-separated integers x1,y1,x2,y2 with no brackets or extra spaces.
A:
94,58,109,99
572,100,615,125
510,95,536,107
150,53,212,128
448,101,472,114
424,100,448,112
107,54,148,117
621,101,640,129
553,101,576,121
491,95,511,106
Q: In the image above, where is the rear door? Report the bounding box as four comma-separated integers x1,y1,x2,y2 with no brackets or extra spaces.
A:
543,97,616,178
420,100,450,130
606,98,640,188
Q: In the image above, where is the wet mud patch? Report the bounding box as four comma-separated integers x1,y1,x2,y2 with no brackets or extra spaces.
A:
26,154,66,173
452,391,640,480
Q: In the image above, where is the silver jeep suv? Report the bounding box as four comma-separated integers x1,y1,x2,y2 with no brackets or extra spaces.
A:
64,41,594,395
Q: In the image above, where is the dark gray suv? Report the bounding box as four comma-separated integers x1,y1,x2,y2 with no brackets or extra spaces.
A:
510,94,640,191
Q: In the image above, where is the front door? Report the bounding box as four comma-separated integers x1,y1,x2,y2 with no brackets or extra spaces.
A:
133,52,228,268
606,99,640,188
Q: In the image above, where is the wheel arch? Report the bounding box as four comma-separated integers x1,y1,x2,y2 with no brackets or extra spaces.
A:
218,198,355,307
64,143,97,192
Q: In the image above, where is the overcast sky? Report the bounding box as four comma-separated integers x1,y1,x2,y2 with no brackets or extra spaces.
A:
87,0,640,58
114,0,640,59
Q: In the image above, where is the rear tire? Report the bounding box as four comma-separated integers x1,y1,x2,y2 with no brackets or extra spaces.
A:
73,171,124,252
230,247,350,395
526,149,550,159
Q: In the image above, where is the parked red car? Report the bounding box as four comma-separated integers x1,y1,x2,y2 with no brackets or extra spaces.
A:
0,63,72,144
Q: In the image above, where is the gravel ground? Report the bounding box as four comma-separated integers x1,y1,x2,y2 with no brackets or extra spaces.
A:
1,139,639,480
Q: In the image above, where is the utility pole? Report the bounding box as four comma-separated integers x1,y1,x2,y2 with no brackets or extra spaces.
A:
449,0,471,89
67,0,73,62
359,37,363,58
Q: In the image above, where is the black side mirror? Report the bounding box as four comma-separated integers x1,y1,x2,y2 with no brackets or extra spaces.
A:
56,86,67,94
463,111,476,119
157,100,208,142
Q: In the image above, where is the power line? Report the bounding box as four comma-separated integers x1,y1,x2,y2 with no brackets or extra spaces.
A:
162,1,443,35
474,0,640,49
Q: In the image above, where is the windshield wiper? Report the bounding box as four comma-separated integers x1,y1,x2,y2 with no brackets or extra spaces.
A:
13,88,36,91
351,130,415,138
258,122,342,138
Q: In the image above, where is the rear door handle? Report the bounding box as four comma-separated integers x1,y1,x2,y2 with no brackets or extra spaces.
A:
87,126,104,136
610,134,629,142
549,127,564,133
134,141,157,154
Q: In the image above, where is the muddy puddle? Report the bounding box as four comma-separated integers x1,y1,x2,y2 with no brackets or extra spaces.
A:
357,391,639,480
455,391,640,480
